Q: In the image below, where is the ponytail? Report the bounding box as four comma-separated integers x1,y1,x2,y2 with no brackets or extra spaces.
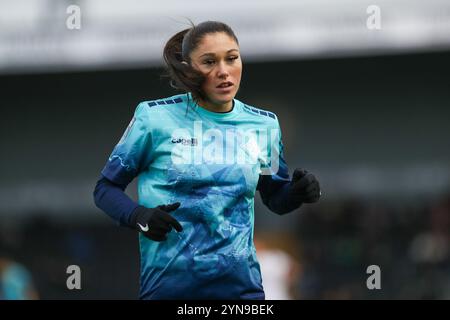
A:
162,28,206,103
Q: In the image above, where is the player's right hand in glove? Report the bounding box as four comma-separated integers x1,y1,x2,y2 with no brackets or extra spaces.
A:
131,202,182,241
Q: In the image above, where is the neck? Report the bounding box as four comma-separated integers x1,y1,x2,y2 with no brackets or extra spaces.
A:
197,97,233,113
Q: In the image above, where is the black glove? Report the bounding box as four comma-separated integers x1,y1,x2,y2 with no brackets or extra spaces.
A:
289,168,321,204
131,202,183,241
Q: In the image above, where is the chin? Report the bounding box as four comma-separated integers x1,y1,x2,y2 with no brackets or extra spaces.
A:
215,98,233,105
212,93,235,105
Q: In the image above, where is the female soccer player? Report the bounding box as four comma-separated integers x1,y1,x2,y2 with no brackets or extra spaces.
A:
94,21,321,300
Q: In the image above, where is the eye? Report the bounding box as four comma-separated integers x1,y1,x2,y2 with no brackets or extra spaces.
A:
228,56,239,62
203,59,215,65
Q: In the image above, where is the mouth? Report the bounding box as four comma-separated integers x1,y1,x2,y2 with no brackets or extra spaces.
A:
216,81,234,93
216,81,234,89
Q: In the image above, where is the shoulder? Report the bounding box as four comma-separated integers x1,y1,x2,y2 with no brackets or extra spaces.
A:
141,93,186,109
134,93,187,116
238,99,280,125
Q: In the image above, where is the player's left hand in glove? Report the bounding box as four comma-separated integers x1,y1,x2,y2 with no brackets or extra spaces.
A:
289,168,321,204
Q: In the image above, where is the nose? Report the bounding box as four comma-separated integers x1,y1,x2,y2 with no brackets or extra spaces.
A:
217,61,229,78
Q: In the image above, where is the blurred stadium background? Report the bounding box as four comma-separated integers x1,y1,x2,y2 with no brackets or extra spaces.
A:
0,0,449,299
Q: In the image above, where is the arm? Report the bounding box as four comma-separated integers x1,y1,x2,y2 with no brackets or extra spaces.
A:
257,169,321,215
93,102,151,226
93,176,182,241
257,120,321,215
257,175,301,215
93,176,139,227
93,102,182,241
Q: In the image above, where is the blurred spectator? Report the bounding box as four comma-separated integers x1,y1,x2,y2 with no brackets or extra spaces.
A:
409,194,449,264
254,234,300,300
0,224,39,300
0,258,39,300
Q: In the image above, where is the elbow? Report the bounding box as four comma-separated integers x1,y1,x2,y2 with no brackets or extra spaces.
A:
93,178,105,209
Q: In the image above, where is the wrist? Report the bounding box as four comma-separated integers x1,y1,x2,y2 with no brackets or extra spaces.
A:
130,205,147,228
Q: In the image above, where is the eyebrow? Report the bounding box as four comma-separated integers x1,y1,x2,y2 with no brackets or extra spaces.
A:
199,49,239,58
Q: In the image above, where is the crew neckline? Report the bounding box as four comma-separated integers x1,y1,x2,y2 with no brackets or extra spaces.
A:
186,92,241,120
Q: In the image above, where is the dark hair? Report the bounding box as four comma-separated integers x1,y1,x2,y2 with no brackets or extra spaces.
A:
162,20,239,103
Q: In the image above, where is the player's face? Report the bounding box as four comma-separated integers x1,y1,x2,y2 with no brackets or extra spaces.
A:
190,32,242,107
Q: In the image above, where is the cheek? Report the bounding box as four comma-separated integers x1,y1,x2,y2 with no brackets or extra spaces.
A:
234,70,242,82
203,75,216,91
232,73,242,90
232,64,242,82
